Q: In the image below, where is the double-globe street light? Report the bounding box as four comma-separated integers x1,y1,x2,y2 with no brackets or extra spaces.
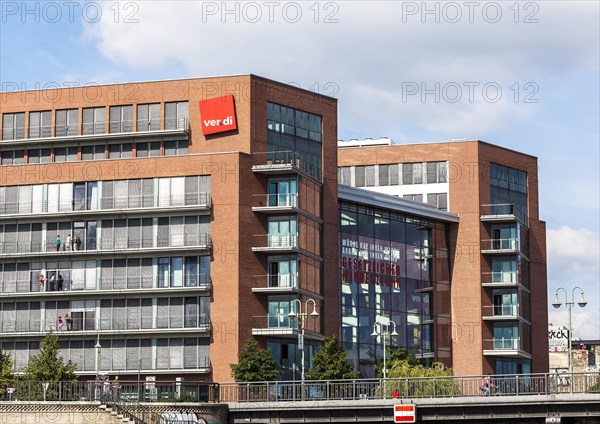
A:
371,319,398,398
288,298,319,383
552,286,587,373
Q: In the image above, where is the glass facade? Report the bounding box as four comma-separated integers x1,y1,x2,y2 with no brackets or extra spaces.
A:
490,163,528,223
267,103,322,181
339,201,451,377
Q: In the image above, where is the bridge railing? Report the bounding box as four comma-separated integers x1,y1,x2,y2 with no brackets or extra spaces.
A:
219,372,600,402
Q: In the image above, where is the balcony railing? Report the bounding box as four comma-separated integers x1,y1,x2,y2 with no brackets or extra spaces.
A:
252,151,322,182
252,234,298,251
481,271,518,284
0,193,211,216
481,203,527,225
484,337,521,350
0,234,211,257
1,119,189,143
481,238,519,253
482,305,519,318
252,194,298,209
267,274,298,288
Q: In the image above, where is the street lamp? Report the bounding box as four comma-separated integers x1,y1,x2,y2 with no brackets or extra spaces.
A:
95,334,102,401
371,319,398,398
552,286,587,373
288,298,319,383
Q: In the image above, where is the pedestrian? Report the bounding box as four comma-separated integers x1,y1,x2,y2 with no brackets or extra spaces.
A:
57,273,64,291
75,236,82,251
39,275,45,291
56,234,61,251
49,273,55,291
56,315,64,331
112,376,121,401
66,234,72,251
392,388,399,399
481,376,491,396
65,313,72,330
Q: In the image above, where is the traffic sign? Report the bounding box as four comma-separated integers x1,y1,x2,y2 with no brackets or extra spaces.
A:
394,404,416,423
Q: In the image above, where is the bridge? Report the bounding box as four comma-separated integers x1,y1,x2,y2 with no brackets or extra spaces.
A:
0,372,598,423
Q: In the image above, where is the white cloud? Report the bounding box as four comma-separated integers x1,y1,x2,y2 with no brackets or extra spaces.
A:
547,226,600,339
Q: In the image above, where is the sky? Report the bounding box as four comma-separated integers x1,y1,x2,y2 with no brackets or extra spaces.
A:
0,1,599,338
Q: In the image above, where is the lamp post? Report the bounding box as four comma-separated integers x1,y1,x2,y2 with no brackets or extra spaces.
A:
371,320,398,398
552,286,587,373
94,334,102,400
288,298,319,383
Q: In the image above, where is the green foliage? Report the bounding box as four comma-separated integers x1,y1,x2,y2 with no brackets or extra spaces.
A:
381,360,460,398
306,336,359,380
0,349,14,382
375,347,419,378
230,338,280,382
22,331,77,382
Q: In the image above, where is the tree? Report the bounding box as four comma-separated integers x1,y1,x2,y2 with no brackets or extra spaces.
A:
306,336,358,380
22,331,77,382
0,349,14,382
230,338,279,382
374,347,419,378
382,359,460,398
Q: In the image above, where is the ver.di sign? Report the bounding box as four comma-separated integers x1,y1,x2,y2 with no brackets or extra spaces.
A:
199,94,238,135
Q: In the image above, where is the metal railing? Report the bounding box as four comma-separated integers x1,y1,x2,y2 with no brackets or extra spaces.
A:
482,305,520,318
252,194,298,208
481,271,519,284
480,203,528,224
0,193,210,216
253,234,298,250
481,238,519,252
266,274,298,288
483,337,521,350
252,150,322,181
219,372,600,402
0,373,597,404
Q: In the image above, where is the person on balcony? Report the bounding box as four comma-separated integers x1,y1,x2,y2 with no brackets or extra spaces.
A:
56,234,61,251
481,376,491,396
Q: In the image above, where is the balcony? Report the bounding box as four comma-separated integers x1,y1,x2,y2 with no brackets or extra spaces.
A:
482,305,520,320
1,119,189,148
480,203,527,226
0,234,212,260
0,193,211,220
252,151,322,182
252,234,298,253
481,238,520,255
251,314,323,340
252,194,298,214
483,337,531,358
252,274,297,294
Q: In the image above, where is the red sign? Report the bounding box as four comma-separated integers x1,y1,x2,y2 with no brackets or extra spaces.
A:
394,404,416,423
199,95,237,135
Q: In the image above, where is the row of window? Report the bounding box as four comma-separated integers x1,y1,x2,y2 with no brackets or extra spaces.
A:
402,193,448,211
2,102,189,141
0,296,210,333
0,256,210,294
0,139,189,166
0,216,210,255
0,176,210,215
3,337,209,372
338,162,448,187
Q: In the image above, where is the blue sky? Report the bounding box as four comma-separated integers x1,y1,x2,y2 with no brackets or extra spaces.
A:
1,1,598,338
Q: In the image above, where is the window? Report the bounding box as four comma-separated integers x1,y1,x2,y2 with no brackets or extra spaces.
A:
267,176,297,207
426,193,448,211
378,165,389,186
403,194,423,202
355,166,365,187
164,140,188,156
426,161,448,183
29,111,51,138
267,103,323,180
109,105,133,133
108,143,133,159
137,103,161,131
54,146,78,162
165,101,189,130
82,107,105,135
365,165,376,187
1,150,24,165
403,163,423,184
27,148,51,164
136,141,160,157
55,109,78,137
81,145,105,160
2,113,25,140
338,167,351,185
490,163,528,223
